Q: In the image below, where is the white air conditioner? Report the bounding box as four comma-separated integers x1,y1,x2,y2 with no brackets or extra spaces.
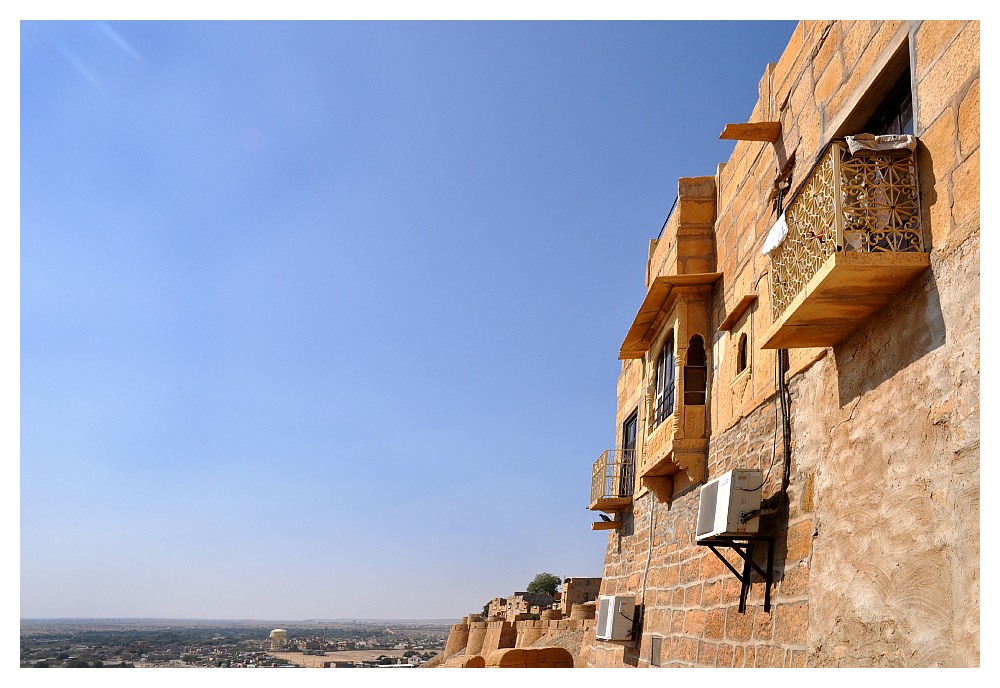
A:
595,594,635,641
696,468,762,541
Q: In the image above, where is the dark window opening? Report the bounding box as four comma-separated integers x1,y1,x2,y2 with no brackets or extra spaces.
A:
831,37,910,140
653,333,676,426
650,637,662,667
684,335,707,406
863,71,913,135
620,411,637,497
737,333,748,374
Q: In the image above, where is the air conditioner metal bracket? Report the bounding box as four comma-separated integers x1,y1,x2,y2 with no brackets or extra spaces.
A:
698,535,774,614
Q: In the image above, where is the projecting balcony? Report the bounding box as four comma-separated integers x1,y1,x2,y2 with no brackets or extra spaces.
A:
762,139,930,349
589,449,635,513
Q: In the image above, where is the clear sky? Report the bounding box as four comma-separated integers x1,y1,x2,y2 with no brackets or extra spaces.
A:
20,18,798,620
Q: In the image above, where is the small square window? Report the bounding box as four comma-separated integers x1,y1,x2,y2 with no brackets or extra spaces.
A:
650,636,662,667
737,332,749,375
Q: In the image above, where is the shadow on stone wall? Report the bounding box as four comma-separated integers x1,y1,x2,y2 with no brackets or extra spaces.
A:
758,491,791,590
834,269,944,407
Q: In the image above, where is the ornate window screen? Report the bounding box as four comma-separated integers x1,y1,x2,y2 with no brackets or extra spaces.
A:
769,140,922,321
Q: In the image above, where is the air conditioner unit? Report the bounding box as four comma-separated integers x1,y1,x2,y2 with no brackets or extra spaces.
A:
595,595,635,641
696,468,762,541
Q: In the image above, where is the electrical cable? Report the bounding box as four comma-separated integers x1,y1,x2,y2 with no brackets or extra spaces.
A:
778,348,792,491
639,494,657,605
734,350,782,494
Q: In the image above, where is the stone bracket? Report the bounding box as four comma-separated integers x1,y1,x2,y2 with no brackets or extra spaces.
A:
640,475,673,504
591,518,622,531
719,122,782,142
699,535,775,613
672,447,706,485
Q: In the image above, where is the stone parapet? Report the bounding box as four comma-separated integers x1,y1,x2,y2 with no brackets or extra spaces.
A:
481,620,517,656
442,654,485,668
485,647,574,668
515,619,547,648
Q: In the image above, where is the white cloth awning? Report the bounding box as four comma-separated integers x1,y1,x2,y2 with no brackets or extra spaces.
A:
762,213,788,256
844,133,917,156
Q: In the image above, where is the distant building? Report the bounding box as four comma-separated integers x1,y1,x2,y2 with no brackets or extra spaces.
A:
505,592,554,617
487,597,507,618
558,577,601,615
268,629,288,652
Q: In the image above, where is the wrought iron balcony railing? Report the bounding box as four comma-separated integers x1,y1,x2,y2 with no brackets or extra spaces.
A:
769,140,923,322
589,449,636,511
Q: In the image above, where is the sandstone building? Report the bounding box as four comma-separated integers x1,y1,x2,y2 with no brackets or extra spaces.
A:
586,20,979,668
557,577,602,615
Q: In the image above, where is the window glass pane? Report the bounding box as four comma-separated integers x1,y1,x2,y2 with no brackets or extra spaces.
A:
654,333,675,424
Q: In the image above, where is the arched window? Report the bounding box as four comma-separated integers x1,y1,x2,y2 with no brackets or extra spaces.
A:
653,332,675,426
736,333,748,374
684,335,707,406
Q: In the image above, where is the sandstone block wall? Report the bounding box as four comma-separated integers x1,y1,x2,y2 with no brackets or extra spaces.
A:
443,620,470,658
442,654,485,668
591,402,811,668
590,19,978,669
485,647,574,668
515,620,547,648
481,620,518,656
465,621,488,657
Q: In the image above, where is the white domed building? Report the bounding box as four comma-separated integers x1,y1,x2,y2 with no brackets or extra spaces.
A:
269,628,288,651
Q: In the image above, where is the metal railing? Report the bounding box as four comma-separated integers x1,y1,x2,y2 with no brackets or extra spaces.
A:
590,449,636,505
656,195,679,240
769,140,923,320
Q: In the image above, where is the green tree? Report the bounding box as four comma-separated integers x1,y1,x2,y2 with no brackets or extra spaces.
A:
526,572,561,596
481,602,490,618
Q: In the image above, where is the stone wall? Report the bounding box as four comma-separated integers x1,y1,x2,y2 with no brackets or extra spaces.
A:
792,233,979,666
481,620,518,656
588,19,978,668
590,398,811,668
443,617,471,658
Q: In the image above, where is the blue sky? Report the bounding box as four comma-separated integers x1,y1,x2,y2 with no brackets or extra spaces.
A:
20,19,797,620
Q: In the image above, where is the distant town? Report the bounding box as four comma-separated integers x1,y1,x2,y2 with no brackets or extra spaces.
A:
19,618,451,668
